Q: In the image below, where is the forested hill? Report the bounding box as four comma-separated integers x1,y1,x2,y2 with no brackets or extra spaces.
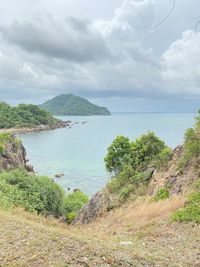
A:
40,94,111,116
0,102,61,129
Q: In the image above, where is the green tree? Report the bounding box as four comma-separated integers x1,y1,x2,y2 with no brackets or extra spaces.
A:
104,136,132,174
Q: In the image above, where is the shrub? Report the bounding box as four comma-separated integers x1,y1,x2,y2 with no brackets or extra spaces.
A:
172,192,200,224
0,169,65,217
154,187,170,201
179,110,200,167
64,191,89,223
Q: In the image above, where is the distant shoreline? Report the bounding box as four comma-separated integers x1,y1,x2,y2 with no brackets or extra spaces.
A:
0,121,72,135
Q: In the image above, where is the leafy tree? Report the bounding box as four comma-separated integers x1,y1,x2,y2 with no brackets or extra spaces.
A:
105,132,171,174
131,132,170,170
104,136,132,174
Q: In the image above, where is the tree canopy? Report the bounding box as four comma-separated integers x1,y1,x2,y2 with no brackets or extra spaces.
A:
0,102,60,129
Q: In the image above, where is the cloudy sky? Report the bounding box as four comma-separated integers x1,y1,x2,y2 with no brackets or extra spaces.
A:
0,0,199,112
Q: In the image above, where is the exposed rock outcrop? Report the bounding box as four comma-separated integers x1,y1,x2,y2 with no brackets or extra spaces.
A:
74,145,200,225
148,145,200,196
0,136,33,172
73,190,115,225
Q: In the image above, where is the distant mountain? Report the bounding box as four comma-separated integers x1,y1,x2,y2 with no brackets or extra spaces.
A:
40,94,111,116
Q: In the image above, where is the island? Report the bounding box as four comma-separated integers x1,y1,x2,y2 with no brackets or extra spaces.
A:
0,102,69,134
39,94,111,116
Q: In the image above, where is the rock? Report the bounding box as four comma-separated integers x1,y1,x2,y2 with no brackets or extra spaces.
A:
148,145,199,196
54,173,65,178
73,188,81,193
0,136,34,173
73,190,114,225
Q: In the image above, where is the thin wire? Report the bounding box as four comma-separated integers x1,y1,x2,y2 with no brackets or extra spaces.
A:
153,0,176,28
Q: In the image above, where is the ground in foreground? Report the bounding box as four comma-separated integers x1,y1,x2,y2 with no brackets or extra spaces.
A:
0,197,200,267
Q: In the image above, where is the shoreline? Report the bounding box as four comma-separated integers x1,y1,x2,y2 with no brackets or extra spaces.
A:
0,121,73,135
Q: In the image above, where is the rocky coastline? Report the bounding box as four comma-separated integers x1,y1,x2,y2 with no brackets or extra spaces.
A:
0,120,72,135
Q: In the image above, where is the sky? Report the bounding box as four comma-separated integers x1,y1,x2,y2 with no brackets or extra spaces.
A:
0,0,200,112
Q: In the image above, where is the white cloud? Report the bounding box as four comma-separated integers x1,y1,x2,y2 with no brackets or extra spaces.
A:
162,30,200,96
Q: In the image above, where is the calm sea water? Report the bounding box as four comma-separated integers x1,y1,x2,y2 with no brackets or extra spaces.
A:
19,113,195,196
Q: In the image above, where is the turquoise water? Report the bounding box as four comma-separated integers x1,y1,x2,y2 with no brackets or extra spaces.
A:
19,113,195,196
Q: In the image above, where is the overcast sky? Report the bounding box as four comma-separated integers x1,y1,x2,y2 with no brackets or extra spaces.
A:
0,0,199,112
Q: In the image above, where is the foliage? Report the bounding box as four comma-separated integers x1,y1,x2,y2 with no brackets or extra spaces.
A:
64,191,89,223
131,132,171,170
172,193,200,224
172,179,200,224
179,110,200,167
105,136,132,174
105,132,171,175
0,169,65,217
154,187,170,201
40,94,111,116
0,102,60,129
107,165,147,202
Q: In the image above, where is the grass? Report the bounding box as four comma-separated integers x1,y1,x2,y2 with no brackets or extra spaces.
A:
0,195,199,266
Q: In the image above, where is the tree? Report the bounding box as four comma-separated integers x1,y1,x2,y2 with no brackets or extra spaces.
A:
104,136,132,174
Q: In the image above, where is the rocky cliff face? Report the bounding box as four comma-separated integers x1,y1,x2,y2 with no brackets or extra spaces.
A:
74,145,200,225
148,145,200,196
0,135,33,172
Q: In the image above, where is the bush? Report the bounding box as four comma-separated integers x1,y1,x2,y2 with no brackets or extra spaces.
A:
172,193,200,224
179,110,200,167
154,187,170,201
0,169,65,217
64,191,89,223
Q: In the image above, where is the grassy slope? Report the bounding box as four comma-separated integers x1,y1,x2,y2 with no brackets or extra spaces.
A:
0,196,200,267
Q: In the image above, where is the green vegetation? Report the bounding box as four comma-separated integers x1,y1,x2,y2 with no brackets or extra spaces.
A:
154,187,170,201
64,191,89,223
0,102,60,129
179,110,200,169
40,94,111,116
105,132,172,175
105,132,171,202
0,169,65,217
0,169,89,220
0,133,21,154
172,179,200,224
172,192,200,224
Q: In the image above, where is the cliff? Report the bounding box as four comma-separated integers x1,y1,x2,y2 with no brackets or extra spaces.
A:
74,145,200,225
0,133,33,172
148,145,200,196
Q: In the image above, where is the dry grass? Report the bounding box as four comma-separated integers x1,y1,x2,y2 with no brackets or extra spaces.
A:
0,196,200,267
86,196,186,235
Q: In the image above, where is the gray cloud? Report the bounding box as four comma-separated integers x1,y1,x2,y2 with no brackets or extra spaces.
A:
0,16,112,63
0,0,199,109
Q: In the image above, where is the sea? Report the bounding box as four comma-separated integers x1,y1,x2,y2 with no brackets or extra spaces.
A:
19,113,195,196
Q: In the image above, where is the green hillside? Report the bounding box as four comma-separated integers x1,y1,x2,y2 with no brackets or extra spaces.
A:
40,94,111,116
0,102,60,129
